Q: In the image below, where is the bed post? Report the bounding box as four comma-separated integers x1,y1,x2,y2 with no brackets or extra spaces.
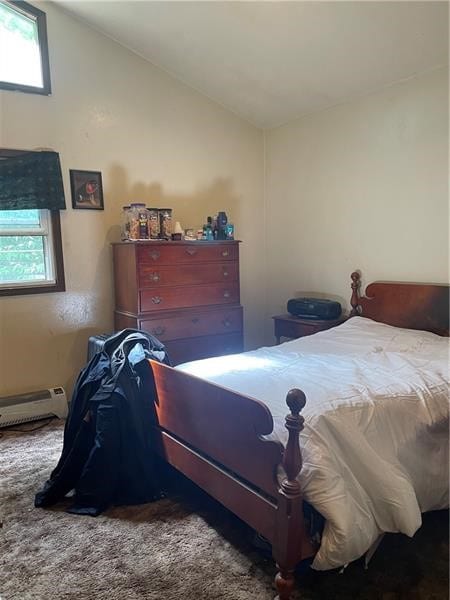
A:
273,388,309,600
350,271,361,316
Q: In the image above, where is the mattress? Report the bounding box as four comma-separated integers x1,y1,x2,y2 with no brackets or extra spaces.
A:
177,317,449,570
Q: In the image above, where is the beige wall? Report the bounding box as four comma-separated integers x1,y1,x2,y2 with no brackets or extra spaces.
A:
0,3,264,396
265,68,449,341
1,5,447,397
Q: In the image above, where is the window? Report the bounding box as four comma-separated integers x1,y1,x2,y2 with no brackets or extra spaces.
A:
0,209,65,295
0,148,66,294
0,0,51,95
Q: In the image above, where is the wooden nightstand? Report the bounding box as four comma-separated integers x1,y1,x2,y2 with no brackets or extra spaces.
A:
272,314,347,344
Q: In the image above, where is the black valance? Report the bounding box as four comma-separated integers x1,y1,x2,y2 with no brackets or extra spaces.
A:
0,151,66,211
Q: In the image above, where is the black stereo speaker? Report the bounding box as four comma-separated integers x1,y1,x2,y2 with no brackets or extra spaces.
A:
287,298,342,320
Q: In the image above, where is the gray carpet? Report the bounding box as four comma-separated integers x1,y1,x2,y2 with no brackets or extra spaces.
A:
0,420,448,600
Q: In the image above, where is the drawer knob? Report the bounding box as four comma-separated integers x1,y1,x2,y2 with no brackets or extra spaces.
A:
222,318,231,328
149,251,160,261
222,270,229,277
152,325,166,336
151,296,162,304
191,317,199,324
186,248,197,256
223,290,231,299
149,272,160,282
221,250,229,257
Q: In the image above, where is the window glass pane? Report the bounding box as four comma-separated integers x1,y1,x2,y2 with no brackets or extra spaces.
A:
0,208,41,229
0,1,43,88
0,235,46,282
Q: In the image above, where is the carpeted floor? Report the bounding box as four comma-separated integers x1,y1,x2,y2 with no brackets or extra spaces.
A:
0,420,448,600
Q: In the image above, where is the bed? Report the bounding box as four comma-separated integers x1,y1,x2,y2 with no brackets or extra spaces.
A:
148,272,449,599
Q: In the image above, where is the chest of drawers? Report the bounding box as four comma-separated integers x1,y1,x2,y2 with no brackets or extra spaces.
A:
113,240,243,365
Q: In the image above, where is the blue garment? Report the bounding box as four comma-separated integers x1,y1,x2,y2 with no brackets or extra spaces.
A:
35,329,170,516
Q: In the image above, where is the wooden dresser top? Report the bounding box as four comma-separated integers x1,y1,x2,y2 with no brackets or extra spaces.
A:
112,240,241,246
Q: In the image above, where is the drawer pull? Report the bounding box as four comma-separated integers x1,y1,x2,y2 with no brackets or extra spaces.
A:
222,318,231,328
152,326,166,336
191,318,200,324
149,272,160,283
149,251,160,261
151,296,162,304
223,290,231,299
222,269,229,278
221,250,229,257
186,248,197,256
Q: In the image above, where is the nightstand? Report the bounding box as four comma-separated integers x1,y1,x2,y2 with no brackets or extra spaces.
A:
272,314,347,344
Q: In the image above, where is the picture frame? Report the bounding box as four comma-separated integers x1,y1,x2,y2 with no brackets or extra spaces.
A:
70,169,104,210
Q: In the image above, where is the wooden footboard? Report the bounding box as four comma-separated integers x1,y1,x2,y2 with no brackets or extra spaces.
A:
149,360,317,599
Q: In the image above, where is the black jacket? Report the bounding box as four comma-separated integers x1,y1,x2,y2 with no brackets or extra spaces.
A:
35,329,170,516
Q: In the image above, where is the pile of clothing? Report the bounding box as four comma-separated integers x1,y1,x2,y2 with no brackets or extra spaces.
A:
35,329,170,516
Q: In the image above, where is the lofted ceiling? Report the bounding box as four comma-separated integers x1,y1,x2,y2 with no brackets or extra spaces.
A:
55,1,449,129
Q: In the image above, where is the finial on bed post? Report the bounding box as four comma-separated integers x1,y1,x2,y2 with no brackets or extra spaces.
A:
350,271,361,317
274,389,307,600
281,388,306,497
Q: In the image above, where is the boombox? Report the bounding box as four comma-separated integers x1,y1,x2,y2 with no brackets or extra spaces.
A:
287,297,342,320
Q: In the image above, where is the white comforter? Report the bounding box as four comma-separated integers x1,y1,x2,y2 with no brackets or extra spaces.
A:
177,317,449,570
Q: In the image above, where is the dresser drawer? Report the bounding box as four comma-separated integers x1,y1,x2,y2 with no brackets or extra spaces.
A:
140,283,239,312
137,243,238,265
138,262,238,289
139,307,243,342
165,332,244,365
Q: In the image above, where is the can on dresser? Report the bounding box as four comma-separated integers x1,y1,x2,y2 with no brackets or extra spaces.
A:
129,203,146,240
159,208,172,239
148,208,160,239
121,205,131,241
138,206,149,239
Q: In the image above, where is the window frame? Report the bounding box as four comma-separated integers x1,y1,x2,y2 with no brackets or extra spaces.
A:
0,209,65,296
0,147,65,296
0,0,52,95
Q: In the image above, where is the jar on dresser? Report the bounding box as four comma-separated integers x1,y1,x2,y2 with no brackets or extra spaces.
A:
112,240,243,365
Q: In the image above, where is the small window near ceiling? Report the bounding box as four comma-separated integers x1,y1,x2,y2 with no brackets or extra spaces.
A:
0,0,51,95
0,208,64,295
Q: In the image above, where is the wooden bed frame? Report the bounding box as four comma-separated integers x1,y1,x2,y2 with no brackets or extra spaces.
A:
149,272,449,599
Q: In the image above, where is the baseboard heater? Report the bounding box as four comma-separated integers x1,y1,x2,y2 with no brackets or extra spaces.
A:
0,387,68,428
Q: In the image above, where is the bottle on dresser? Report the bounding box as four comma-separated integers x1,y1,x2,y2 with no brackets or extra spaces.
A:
217,211,228,240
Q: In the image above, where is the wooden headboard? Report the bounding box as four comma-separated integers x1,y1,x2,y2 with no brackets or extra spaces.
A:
350,271,449,336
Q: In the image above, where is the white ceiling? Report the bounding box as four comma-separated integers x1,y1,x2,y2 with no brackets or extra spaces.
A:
55,1,449,129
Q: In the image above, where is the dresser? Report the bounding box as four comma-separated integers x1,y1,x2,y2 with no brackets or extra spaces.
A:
112,240,243,365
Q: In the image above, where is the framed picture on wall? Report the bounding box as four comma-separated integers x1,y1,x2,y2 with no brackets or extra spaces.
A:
70,170,104,210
